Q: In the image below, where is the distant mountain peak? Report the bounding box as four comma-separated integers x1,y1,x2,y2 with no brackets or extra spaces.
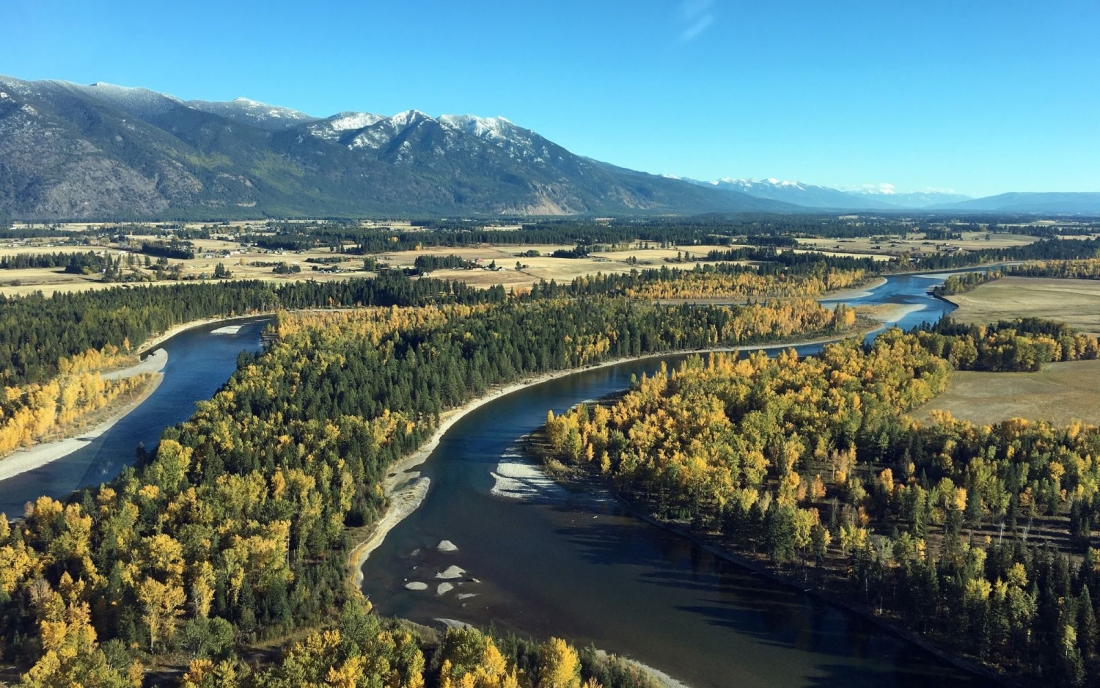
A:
439,114,516,138
324,111,385,132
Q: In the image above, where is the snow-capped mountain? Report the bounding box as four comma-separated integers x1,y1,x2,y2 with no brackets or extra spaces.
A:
52,81,184,119
699,178,901,209
0,74,786,218
846,185,972,208
684,177,984,210
187,97,319,131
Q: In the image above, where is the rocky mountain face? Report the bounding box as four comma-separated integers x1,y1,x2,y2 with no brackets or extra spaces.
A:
0,75,788,219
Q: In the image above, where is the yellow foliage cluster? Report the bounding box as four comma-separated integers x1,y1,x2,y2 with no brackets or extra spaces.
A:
0,367,153,457
628,267,865,300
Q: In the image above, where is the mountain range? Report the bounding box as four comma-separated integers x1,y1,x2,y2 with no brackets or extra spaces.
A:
689,178,974,210
0,75,1096,220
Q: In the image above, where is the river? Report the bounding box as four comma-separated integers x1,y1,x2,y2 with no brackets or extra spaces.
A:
0,273,990,686
0,317,270,516
359,272,996,688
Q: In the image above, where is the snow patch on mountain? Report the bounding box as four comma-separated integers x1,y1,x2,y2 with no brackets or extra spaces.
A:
439,114,513,139
57,81,183,118
328,112,385,132
713,177,809,191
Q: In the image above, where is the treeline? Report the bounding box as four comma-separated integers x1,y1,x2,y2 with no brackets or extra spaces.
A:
0,287,857,683
542,327,1100,685
1007,259,1100,280
914,237,1100,271
413,254,478,272
931,270,1001,297
0,251,109,273
178,600,660,688
915,317,1100,372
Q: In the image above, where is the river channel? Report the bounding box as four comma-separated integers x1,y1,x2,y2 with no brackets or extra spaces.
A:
0,317,270,516
0,273,990,686
359,273,995,688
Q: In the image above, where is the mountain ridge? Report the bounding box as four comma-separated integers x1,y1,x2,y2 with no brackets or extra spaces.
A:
1,75,1096,219
0,75,789,220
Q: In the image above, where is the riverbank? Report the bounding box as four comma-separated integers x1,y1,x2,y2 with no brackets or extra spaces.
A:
599,489,1013,686
0,311,271,487
820,276,888,301
349,323,882,588
135,311,276,357
0,372,165,485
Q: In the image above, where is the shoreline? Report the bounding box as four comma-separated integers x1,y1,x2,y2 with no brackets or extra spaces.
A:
135,311,276,357
349,323,881,587
604,491,1011,686
0,309,272,486
0,372,165,485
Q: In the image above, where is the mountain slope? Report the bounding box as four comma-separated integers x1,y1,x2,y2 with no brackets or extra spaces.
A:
693,178,901,210
928,192,1100,214
0,75,789,219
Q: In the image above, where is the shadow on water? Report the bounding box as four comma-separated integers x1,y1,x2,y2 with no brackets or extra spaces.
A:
0,317,269,516
361,273,1001,688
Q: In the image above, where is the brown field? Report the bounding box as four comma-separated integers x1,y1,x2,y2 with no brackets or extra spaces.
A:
945,277,1100,334
0,239,769,297
913,360,1100,426
797,231,1039,258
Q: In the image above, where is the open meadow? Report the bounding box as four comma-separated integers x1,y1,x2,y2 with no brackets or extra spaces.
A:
945,276,1100,334
913,360,1100,426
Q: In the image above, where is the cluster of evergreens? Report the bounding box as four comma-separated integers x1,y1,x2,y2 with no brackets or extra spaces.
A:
0,251,109,273
624,263,866,300
523,260,868,302
412,254,478,272
542,326,1100,685
931,270,1002,297
139,240,196,260
1,254,879,389
0,281,279,386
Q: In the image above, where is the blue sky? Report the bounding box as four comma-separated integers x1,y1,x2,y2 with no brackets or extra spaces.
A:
2,0,1098,197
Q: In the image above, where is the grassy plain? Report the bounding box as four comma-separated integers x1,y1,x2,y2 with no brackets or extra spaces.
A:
913,360,1100,426
796,231,1039,257
0,237,748,297
945,277,1100,334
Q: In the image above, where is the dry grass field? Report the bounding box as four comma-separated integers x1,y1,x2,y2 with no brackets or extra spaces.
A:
0,239,763,297
945,277,1100,334
913,360,1100,426
797,231,1039,257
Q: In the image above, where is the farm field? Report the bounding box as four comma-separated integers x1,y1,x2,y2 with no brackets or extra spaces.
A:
945,276,1100,334
796,231,1040,257
913,360,1100,426
0,236,755,297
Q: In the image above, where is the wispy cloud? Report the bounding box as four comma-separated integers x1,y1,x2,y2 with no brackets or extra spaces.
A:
678,0,715,43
